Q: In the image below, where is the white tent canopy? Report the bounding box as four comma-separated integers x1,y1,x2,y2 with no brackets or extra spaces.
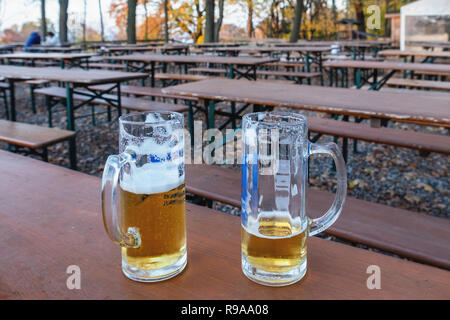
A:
400,0,450,49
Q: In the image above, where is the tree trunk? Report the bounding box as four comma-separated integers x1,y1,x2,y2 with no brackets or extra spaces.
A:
353,0,366,39
41,0,47,40
143,0,149,41
247,0,254,38
289,0,304,43
214,0,224,42
82,0,87,43
164,0,169,43
98,0,105,42
204,0,215,43
127,0,137,44
59,0,69,44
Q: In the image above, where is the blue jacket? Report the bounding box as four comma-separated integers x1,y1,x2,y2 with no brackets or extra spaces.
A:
24,32,41,49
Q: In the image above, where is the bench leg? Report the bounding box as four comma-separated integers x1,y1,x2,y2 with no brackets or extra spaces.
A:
29,84,37,114
41,147,48,162
187,101,194,146
68,137,77,170
1,89,9,120
91,105,96,126
46,96,53,128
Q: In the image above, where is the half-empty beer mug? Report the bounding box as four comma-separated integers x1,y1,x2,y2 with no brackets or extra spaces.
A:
241,112,347,286
101,111,187,282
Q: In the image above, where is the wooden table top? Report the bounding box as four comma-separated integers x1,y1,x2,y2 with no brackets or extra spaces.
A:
163,78,450,128
28,46,82,52
323,60,450,75
0,150,449,299
106,53,279,66
208,46,331,54
406,41,450,49
0,52,95,60
379,50,450,58
0,65,147,84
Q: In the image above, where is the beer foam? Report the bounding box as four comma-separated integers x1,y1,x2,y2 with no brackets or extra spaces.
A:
120,161,184,195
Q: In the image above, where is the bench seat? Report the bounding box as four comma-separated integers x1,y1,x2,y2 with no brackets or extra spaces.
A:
185,164,450,269
0,119,76,169
387,78,450,91
257,70,322,78
34,87,189,113
84,63,127,70
154,73,210,82
308,117,450,155
88,84,199,102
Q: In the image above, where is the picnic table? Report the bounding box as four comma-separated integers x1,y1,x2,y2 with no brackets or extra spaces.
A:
323,60,450,90
0,65,147,130
0,52,96,69
0,43,23,54
379,49,450,63
106,53,279,84
0,150,448,299
163,78,450,129
406,41,450,51
28,45,83,53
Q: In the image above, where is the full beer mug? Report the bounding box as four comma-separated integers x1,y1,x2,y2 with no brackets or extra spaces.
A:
102,111,187,282
241,112,347,286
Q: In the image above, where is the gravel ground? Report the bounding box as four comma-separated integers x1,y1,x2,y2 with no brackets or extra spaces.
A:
1,82,449,221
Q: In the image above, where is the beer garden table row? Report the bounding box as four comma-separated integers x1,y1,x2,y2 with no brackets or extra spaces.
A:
0,150,449,299
163,78,450,129
0,52,97,69
323,60,450,90
0,65,146,130
379,49,450,63
106,54,279,84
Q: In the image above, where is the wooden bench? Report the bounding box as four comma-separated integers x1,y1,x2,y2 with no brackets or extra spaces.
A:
83,63,127,70
257,70,322,84
34,87,189,127
308,116,450,156
0,119,76,169
387,78,450,91
88,84,199,102
185,164,450,270
154,73,210,82
23,79,51,114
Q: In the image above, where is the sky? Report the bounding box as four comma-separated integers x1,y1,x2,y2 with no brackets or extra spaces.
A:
0,0,346,40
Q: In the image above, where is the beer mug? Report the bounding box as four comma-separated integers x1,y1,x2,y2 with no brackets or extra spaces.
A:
241,112,347,286
101,111,187,282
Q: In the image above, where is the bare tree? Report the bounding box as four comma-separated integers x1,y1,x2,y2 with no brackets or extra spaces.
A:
214,0,225,42
82,0,87,43
99,0,105,42
41,0,47,39
204,0,214,42
59,0,69,44
164,0,169,43
127,0,137,44
289,0,304,42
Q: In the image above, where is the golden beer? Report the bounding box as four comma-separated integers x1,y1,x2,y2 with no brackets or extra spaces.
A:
120,183,186,271
241,215,307,273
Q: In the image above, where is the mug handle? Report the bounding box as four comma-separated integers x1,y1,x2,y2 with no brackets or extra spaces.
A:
101,152,141,248
307,141,347,236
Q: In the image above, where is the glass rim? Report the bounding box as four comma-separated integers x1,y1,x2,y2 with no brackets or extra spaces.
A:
119,111,184,126
242,111,307,128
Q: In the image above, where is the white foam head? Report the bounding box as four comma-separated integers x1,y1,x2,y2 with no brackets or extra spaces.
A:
120,116,184,195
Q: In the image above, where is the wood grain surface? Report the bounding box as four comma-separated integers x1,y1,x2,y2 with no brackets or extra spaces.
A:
162,79,450,128
0,150,449,299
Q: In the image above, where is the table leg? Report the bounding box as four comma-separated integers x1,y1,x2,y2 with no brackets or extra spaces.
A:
305,52,311,85
8,79,16,121
116,82,122,117
151,61,155,87
65,85,75,131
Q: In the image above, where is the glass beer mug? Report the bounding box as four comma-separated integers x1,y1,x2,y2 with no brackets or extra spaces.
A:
101,111,187,282
241,112,347,286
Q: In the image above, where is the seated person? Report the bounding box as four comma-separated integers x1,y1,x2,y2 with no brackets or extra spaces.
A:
44,32,60,46
24,31,41,51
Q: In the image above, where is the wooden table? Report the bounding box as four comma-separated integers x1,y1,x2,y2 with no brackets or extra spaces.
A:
106,54,279,84
406,41,450,50
323,60,450,90
0,150,448,299
28,46,83,53
0,52,96,69
379,50,450,63
0,65,147,129
163,78,450,129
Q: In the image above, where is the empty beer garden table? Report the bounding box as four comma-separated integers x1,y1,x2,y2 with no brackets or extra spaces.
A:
379,49,450,63
0,52,97,69
163,78,450,129
323,60,450,90
106,53,279,84
0,150,449,299
0,65,147,130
